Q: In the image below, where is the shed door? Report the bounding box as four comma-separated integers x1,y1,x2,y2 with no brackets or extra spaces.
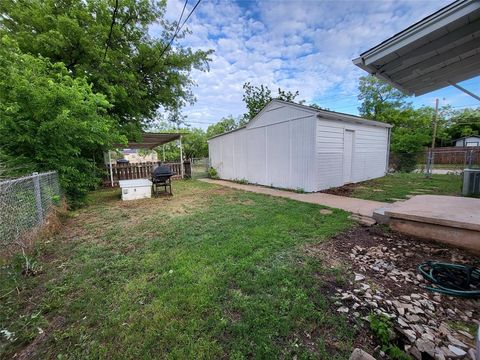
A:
343,130,354,183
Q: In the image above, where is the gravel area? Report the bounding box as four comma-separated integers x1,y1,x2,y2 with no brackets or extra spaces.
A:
310,226,479,360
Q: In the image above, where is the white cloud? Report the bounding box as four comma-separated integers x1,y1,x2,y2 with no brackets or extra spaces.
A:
152,0,454,128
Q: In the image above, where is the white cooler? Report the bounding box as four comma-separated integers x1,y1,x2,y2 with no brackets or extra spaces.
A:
119,179,152,201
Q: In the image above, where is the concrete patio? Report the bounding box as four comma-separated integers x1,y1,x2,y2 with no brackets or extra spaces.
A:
377,195,480,255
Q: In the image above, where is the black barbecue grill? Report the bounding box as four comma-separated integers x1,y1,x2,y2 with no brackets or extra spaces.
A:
151,164,174,196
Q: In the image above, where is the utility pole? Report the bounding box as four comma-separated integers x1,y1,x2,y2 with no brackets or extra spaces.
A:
427,98,439,178
431,98,439,149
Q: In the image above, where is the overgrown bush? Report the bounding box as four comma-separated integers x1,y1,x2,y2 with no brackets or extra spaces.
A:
390,129,430,173
391,153,419,173
0,36,125,206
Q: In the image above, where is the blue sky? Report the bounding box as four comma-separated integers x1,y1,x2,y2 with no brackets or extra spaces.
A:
151,0,480,128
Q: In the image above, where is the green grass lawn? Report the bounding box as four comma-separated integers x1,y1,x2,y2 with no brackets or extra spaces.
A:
1,180,354,359
349,173,462,202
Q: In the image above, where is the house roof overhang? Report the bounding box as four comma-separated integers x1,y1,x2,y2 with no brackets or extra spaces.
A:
114,132,182,150
352,0,480,96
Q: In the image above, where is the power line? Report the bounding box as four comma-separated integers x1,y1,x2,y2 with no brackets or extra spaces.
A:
184,121,217,125
158,0,188,57
159,0,202,58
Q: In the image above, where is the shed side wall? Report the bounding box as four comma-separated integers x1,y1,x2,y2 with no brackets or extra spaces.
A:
209,107,317,191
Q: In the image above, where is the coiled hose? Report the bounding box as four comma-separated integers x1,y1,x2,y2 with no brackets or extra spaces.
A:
418,261,480,298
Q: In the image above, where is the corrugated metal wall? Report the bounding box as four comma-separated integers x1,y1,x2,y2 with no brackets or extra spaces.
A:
315,118,389,190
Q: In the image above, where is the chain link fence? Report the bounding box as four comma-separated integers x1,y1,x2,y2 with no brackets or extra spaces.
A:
389,148,480,175
190,158,209,179
0,171,61,249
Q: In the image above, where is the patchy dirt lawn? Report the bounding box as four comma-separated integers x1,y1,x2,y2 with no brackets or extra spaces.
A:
322,173,462,202
307,225,480,360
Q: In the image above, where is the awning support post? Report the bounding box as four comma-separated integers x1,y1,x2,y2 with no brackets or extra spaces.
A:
108,150,114,187
179,136,184,179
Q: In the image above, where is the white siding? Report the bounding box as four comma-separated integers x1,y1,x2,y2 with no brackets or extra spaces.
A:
247,102,315,129
315,117,389,190
289,117,316,191
246,127,267,184
209,101,390,192
265,122,290,187
208,104,317,191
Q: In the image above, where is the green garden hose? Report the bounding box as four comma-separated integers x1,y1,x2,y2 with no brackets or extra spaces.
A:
418,261,480,298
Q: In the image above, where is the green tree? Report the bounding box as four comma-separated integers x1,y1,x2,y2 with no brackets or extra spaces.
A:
182,128,208,159
444,108,480,143
0,0,212,136
241,82,300,123
358,76,409,121
0,36,125,204
206,116,239,138
152,121,207,161
357,76,438,171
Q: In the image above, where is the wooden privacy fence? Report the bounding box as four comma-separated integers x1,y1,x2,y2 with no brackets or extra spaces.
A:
104,161,191,187
427,147,480,165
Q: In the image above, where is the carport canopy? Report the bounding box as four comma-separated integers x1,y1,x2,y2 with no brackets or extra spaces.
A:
107,132,184,186
353,0,480,99
114,132,182,149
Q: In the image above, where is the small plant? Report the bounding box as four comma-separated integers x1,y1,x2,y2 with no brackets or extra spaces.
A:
233,178,248,184
208,167,219,179
369,313,392,345
295,188,305,194
369,313,411,360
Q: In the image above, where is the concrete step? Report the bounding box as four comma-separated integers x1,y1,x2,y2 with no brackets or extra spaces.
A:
348,214,377,226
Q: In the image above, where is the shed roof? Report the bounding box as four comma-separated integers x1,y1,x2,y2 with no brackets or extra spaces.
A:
114,132,182,149
271,100,392,129
453,135,480,141
208,100,392,140
352,0,480,96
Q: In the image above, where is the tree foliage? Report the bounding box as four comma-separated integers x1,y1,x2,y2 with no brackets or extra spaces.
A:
0,36,125,204
206,116,239,139
0,0,212,136
358,76,409,121
357,76,434,171
152,122,208,162
444,108,480,141
357,76,480,171
241,82,300,123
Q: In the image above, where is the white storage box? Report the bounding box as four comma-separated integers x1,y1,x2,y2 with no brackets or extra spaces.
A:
119,179,152,201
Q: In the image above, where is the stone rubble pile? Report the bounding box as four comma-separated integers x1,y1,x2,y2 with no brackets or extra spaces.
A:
334,243,479,360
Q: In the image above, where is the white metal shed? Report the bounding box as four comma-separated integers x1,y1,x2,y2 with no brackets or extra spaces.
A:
208,100,392,192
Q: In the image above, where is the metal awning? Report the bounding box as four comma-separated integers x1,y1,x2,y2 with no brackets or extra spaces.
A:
353,0,480,97
114,132,182,149
107,132,185,186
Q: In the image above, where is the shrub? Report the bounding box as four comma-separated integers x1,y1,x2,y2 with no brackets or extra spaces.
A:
0,36,125,206
390,129,429,173
208,167,219,179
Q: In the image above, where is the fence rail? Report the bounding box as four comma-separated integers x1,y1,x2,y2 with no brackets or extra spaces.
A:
104,161,192,186
0,171,61,249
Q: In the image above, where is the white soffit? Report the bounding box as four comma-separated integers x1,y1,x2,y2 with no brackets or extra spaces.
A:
353,0,480,96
